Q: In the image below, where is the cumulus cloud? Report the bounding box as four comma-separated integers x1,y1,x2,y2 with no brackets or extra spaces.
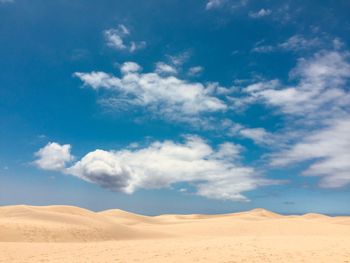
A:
249,9,271,18
74,62,227,122
34,142,74,171
35,137,278,202
272,118,350,188
104,24,145,52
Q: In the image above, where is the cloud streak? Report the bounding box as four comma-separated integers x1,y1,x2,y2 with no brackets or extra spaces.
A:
272,118,350,188
243,51,350,117
238,50,350,188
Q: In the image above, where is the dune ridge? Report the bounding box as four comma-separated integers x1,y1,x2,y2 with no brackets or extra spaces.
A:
1,205,350,242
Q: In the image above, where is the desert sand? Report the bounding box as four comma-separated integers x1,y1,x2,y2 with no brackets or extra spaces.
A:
1,205,350,262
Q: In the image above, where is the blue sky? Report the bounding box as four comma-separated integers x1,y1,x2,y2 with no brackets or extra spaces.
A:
1,0,350,215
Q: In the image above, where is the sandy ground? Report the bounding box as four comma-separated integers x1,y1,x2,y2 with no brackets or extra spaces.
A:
1,206,350,262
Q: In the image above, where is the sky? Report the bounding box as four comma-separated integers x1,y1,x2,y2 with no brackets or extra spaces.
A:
1,0,350,215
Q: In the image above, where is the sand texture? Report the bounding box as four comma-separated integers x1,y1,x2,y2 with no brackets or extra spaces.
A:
1,205,350,262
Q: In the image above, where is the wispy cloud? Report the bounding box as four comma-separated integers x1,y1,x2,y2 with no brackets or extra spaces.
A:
206,0,226,10
239,50,350,188
155,62,177,75
74,61,227,123
206,0,248,11
272,118,350,188
249,9,271,18
104,24,146,53
188,66,204,77
252,35,323,53
244,51,350,117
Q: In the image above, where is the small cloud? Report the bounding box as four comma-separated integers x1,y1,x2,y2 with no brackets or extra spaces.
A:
252,35,324,53
188,66,204,77
278,35,321,51
120,62,142,74
104,24,145,53
333,38,344,50
166,52,191,66
249,8,271,18
206,0,248,11
206,0,225,10
239,127,274,145
251,45,275,53
34,142,74,171
155,62,177,75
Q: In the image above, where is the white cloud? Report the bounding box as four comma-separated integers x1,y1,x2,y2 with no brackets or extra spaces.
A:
36,137,277,202
252,35,322,53
278,35,321,51
206,0,248,10
251,45,275,53
166,52,191,66
272,118,350,188
120,62,142,74
244,51,350,117
226,123,275,146
206,0,225,10
188,66,204,77
239,128,274,145
34,142,74,171
74,62,227,122
104,24,145,53
155,62,177,75
249,9,271,18
240,51,350,188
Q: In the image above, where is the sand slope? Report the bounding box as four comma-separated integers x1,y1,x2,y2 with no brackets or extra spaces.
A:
1,205,350,262
0,205,161,242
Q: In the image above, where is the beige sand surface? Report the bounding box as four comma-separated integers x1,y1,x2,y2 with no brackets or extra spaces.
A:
1,205,350,262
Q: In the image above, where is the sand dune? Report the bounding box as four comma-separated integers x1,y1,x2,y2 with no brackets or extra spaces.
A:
0,205,160,242
1,205,350,262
